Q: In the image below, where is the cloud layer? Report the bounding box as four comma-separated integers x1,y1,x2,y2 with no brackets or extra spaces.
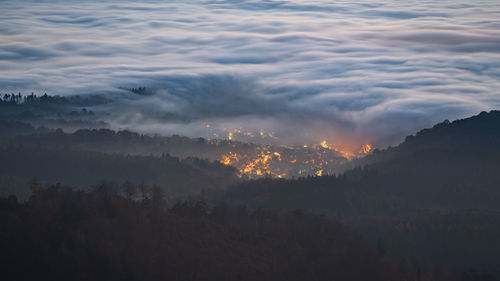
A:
1,0,500,146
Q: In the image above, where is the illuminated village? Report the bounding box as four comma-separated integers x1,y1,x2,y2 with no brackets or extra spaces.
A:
215,127,372,179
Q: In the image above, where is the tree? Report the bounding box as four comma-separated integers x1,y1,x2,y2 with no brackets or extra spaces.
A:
122,180,136,200
151,185,164,210
139,181,149,202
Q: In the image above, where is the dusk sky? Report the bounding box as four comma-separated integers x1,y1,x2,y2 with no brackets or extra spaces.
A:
1,0,500,147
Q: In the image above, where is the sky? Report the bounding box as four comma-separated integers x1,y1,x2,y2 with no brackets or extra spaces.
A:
1,0,500,147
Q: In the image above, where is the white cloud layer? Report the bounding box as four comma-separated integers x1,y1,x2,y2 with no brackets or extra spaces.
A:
1,0,500,146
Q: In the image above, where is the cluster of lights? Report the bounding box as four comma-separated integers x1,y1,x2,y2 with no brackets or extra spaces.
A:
220,140,372,179
202,124,372,179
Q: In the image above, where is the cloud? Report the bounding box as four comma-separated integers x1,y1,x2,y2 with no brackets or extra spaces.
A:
0,0,499,147
0,44,59,60
211,56,282,64
361,10,449,20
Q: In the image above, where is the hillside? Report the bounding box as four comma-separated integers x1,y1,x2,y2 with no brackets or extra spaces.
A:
212,111,500,276
0,146,238,200
0,122,353,179
0,185,409,281
217,111,500,216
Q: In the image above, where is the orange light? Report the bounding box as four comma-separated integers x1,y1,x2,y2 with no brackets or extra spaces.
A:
218,139,371,179
360,144,372,154
320,140,330,149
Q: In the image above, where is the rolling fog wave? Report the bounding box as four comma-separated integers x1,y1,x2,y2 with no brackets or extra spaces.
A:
1,0,500,146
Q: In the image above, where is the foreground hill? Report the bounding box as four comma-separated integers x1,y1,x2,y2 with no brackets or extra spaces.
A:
0,185,409,281
356,210,500,276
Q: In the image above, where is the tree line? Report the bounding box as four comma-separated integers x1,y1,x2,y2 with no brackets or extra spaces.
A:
0,184,411,281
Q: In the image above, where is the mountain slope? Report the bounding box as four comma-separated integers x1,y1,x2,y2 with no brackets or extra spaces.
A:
0,146,238,200
213,111,500,276
0,186,408,281
217,111,500,216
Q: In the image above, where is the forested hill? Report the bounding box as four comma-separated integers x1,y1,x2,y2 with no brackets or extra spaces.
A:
402,110,500,148
0,146,239,201
0,185,410,281
0,123,263,160
213,111,500,277
0,93,109,130
217,111,500,216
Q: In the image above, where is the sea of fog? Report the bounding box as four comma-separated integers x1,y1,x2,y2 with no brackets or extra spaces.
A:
1,0,499,146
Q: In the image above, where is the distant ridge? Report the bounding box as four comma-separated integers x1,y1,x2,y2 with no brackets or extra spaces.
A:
402,110,500,148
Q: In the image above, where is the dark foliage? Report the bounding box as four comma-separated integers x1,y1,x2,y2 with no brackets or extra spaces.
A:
216,111,500,216
356,211,500,277
0,92,110,108
0,146,238,200
0,186,408,281
210,111,500,277
2,125,253,160
0,120,36,137
2,108,500,279
0,93,110,130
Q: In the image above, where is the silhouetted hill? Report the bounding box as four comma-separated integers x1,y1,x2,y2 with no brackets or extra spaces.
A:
1,125,351,178
356,210,500,276
351,110,500,210
0,93,110,130
0,120,36,137
0,146,238,200
218,111,500,216
212,111,500,277
0,186,410,281
357,110,500,164
403,110,500,148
